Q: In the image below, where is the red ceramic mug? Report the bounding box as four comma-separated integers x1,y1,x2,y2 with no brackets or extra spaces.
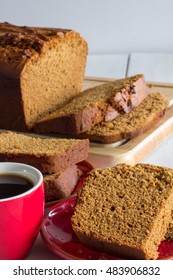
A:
0,162,44,260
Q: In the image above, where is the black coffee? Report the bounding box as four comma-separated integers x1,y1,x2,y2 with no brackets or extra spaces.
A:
0,174,34,199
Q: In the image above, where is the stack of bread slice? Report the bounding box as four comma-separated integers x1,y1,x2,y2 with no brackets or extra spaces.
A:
71,163,173,260
0,131,89,202
34,74,169,144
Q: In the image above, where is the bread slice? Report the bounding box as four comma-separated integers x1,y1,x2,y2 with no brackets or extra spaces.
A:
0,22,88,131
43,165,82,202
71,163,173,260
80,93,168,143
34,74,149,134
0,131,89,174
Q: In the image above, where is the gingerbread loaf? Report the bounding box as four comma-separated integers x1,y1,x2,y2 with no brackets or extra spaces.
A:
0,22,88,131
34,74,149,134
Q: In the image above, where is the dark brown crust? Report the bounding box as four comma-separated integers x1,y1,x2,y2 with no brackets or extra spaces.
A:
0,139,89,173
0,22,70,64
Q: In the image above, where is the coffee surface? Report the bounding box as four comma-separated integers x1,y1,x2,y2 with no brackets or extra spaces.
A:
0,174,33,199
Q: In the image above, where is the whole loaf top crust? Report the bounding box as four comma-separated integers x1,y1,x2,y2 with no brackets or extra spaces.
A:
0,22,86,69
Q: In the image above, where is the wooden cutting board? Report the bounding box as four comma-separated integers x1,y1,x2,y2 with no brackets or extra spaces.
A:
84,77,173,168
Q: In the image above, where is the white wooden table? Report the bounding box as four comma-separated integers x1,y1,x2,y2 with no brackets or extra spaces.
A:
27,53,173,260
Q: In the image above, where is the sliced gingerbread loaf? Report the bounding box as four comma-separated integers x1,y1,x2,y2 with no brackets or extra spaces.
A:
34,74,149,134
